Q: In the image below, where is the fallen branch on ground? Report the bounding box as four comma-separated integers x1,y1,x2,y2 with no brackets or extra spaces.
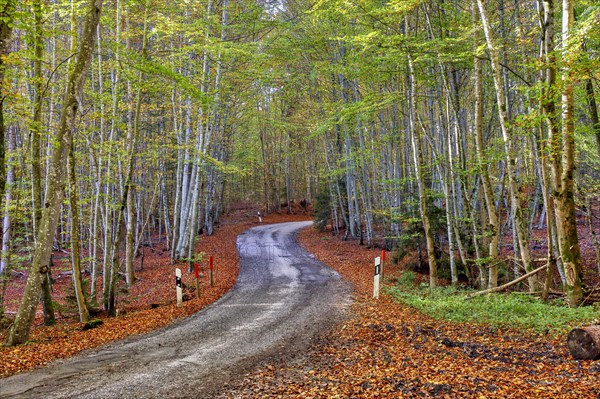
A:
468,264,549,298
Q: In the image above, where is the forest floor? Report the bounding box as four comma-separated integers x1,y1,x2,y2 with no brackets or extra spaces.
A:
1,205,600,398
218,228,600,398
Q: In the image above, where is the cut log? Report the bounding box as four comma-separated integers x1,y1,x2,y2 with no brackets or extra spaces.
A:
567,325,600,360
81,319,104,331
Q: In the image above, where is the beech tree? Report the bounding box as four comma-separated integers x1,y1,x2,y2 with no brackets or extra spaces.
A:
6,0,103,346
0,0,14,277
554,0,583,305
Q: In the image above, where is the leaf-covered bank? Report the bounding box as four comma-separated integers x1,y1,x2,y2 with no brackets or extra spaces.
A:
218,226,600,398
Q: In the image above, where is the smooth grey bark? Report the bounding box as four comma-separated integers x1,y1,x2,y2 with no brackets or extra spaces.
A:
125,0,150,286
203,0,227,238
102,0,120,306
34,0,56,328
556,0,582,306
408,54,438,288
473,1,500,288
477,0,537,292
0,127,15,275
68,137,90,323
0,2,15,277
0,0,14,227
89,20,105,305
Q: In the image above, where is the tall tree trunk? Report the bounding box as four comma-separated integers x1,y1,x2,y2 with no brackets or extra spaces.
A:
538,0,568,287
537,0,560,299
203,0,227,238
184,0,212,248
473,1,500,288
477,0,537,292
586,78,600,156
0,0,14,224
31,0,43,237
89,20,105,305
0,126,15,275
32,0,56,327
408,54,438,288
0,1,13,312
68,137,89,322
125,0,150,286
555,0,583,306
6,0,103,346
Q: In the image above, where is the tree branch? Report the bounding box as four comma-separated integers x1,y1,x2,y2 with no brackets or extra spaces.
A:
475,55,533,87
468,263,548,298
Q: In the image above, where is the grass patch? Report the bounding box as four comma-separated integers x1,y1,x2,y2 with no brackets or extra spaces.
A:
387,273,600,335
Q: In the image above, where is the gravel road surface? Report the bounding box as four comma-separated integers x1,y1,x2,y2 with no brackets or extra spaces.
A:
0,221,352,398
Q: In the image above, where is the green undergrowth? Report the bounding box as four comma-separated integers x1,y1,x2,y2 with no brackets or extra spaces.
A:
387,272,599,336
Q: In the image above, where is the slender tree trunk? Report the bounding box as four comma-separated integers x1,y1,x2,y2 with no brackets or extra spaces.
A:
477,0,537,292
124,0,149,285
586,78,600,156
102,0,121,305
352,81,374,247
0,126,15,275
204,0,227,239
536,0,559,299
125,172,136,285
31,0,43,236
0,1,14,226
408,54,438,288
68,137,89,322
555,0,582,306
473,2,500,288
538,0,568,287
89,20,105,305
32,0,56,327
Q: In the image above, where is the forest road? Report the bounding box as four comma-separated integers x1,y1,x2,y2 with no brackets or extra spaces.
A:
0,221,352,399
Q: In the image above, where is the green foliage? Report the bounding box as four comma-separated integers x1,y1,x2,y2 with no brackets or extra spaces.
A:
0,0,15,26
313,186,331,232
392,196,447,272
181,252,205,264
387,285,599,336
396,270,417,287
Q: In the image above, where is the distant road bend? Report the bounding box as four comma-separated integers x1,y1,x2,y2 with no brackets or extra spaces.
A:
0,221,352,399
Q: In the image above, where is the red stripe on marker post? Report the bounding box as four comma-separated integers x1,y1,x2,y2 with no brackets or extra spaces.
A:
209,255,214,287
194,262,200,298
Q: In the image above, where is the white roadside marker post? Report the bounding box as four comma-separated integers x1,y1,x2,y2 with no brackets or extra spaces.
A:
176,268,183,307
374,256,381,299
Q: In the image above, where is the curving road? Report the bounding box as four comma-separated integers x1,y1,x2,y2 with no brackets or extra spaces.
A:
0,221,352,398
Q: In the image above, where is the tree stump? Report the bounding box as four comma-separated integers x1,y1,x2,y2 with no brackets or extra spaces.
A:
567,326,600,360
